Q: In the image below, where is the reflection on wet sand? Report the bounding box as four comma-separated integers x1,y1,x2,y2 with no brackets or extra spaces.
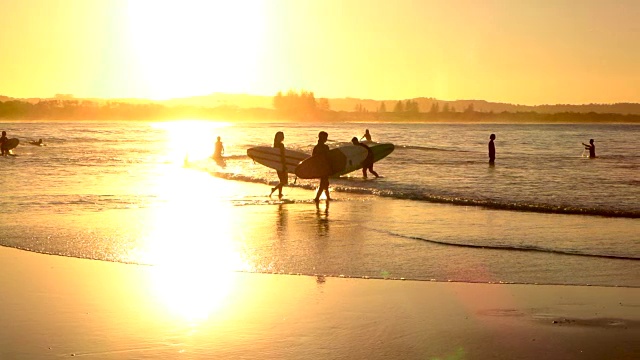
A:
315,201,329,237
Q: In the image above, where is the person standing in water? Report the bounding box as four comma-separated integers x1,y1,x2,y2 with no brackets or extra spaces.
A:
213,136,224,159
0,131,8,156
313,131,332,202
351,137,379,178
360,129,372,142
269,131,288,198
488,133,496,165
582,139,596,158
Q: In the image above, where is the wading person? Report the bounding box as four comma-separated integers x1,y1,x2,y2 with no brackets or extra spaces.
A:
213,136,224,159
488,133,496,165
313,131,331,202
582,139,596,158
360,129,372,142
269,131,288,198
351,137,379,178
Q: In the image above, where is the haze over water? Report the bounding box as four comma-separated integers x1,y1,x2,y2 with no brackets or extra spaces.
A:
1,120,638,288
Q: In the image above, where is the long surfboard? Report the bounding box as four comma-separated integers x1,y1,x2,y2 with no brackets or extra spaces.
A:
295,145,368,179
2,138,19,151
331,143,395,177
370,143,395,163
247,146,309,174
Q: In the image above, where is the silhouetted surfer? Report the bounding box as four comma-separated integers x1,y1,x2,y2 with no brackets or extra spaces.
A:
488,133,496,165
213,136,224,159
582,139,596,158
29,139,43,146
313,131,331,202
351,137,379,178
270,131,287,198
360,129,372,142
0,131,8,156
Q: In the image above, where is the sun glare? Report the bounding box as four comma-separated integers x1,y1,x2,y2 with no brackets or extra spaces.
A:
136,120,249,320
126,0,267,99
152,120,230,162
140,169,246,321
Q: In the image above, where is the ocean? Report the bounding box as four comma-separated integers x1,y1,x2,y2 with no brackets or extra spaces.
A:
1,120,638,287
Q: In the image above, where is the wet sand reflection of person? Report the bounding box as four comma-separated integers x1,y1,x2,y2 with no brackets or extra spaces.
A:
315,201,329,237
276,203,288,238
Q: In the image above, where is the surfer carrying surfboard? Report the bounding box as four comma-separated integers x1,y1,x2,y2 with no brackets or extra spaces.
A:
0,131,8,156
582,139,596,158
351,137,379,178
269,131,288,198
313,131,332,202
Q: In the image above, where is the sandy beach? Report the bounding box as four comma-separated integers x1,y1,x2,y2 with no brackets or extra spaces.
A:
1,246,638,359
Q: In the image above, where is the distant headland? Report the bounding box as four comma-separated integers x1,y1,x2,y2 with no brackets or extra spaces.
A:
1,91,639,123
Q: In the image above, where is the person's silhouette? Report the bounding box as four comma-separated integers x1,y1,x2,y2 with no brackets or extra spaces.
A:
351,137,379,178
488,133,496,165
269,131,288,198
360,129,372,142
582,139,596,158
0,131,8,156
313,131,331,202
213,136,224,159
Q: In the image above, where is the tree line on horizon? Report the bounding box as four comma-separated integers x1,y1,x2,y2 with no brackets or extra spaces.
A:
1,91,639,123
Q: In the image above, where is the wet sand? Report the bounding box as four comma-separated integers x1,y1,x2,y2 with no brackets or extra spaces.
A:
1,246,638,359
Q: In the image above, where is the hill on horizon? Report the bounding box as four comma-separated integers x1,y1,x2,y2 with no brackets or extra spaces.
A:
2,93,640,115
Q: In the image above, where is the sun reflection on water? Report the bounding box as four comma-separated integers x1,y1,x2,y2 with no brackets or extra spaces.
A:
139,120,249,322
141,168,249,321
152,120,231,163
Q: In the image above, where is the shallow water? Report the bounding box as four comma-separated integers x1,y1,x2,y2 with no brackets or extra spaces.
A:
0,120,638,287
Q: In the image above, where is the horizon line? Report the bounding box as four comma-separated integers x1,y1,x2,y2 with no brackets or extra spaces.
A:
1,92,639,108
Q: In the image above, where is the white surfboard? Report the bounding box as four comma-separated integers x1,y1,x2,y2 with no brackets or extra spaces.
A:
247,146,309,174
332,145,369,176
295,145,368,179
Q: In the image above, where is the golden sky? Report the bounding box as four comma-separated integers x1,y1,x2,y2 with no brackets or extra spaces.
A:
0,0,638,105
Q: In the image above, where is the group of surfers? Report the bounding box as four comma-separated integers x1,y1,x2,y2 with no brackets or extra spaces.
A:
214,129,379,201
270,129,379,201
212,129,597,201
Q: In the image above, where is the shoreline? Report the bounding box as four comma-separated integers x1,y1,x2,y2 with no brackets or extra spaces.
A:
3,245,640,289
1,246,638,359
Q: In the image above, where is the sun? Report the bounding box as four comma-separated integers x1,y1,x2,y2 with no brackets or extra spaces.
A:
126,0,267,99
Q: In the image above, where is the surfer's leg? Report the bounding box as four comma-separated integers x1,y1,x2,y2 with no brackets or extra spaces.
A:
324,178,331,200
369,165,379,178
314,181,323,202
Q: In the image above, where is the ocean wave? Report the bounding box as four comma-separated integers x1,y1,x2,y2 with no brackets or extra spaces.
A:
378,230,640,261
185,152,640,219
398,144,466,152
203,171,640,218
376,191,640,218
